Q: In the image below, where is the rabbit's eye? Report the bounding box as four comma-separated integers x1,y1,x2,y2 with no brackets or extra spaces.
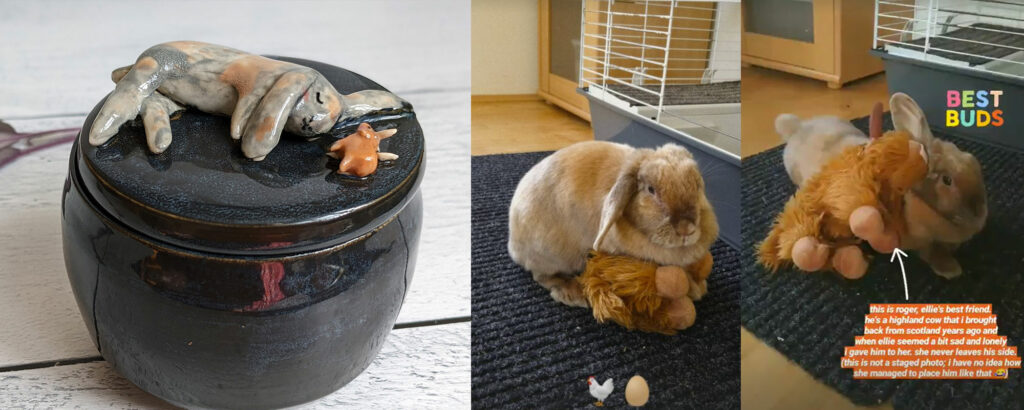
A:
647,185,656,195
941,175,953,186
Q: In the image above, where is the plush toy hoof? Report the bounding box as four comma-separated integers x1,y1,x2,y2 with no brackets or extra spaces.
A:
792,236,829,272
849,206,884,240
655,266,689,299
832,245,868,279
665,297,697,330
866,226,899,254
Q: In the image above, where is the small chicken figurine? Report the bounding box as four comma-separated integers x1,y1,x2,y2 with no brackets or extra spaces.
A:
327,122,398,177
587,376,614,407
580,250,712,335
758,103,929,278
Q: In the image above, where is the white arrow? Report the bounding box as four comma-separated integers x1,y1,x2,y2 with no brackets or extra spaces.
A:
890,248,910,300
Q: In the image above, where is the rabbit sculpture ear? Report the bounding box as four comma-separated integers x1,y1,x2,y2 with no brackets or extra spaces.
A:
593,152,642,251
890,92,936,144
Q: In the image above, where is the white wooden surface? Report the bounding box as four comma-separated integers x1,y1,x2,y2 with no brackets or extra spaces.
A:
0,1,469,408
0,323,470,410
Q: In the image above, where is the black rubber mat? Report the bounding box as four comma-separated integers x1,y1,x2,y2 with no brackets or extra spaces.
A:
741,114,1024,409
471,151,740,409
607,81,741,106
895,23,1024,66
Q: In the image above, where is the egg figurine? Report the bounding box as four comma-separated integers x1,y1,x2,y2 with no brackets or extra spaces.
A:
625,375,650,406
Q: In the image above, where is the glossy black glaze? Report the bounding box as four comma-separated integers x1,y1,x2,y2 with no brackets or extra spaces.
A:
79,57,424,254
62,60,423,409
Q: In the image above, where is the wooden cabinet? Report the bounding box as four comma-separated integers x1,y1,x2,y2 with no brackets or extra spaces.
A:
539,0,591,120
741,0,882,88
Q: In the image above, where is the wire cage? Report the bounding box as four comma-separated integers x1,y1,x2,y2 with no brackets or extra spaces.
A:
871,0,1024,151
874,0,1024,80
579,0,741,157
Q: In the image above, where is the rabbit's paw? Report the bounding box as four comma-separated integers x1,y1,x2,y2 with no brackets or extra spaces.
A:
551,280,589,307
921,245,963,279
687,277,708,301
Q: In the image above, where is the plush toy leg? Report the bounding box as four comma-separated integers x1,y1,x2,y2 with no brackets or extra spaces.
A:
849,206,899,253
831,245,868,279
655,266,689,299
664,296,697,330
791,236,830,272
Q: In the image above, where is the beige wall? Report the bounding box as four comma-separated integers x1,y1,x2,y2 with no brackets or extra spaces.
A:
472,0,538,95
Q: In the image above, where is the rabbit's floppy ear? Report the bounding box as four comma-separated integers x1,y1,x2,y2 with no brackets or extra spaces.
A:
593,151,642,250
891,92,935,144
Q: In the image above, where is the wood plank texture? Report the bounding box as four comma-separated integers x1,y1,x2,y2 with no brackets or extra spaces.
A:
739,66,889,157
471,99,594,155
0,323,470,409
0,1,469,117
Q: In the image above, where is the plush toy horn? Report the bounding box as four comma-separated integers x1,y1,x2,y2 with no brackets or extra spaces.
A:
869,101,884,140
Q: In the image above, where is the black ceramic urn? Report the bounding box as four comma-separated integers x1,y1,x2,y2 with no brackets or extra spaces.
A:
61,58,423,409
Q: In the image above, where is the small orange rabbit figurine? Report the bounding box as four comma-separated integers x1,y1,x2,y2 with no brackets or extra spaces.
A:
327,122,398,177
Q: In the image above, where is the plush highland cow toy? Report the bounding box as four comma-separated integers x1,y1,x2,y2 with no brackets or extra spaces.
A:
758,104,930,278
580,250,712,335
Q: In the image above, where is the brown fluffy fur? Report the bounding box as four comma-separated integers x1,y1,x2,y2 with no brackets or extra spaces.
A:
758,131,928,272
580,250,713,335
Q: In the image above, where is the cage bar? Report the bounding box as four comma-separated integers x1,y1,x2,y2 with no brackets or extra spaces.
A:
873,0,1024,80
579,0,741,157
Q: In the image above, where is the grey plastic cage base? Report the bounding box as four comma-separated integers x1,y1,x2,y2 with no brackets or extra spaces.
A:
895,23,1024,66
872,49,1024,152
582,89,740,249
607,81,742,106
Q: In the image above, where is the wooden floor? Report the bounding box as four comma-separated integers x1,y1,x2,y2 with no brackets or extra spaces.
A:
741,329,891,410
471,98,593,155
741,66,891,157
739,66,894,410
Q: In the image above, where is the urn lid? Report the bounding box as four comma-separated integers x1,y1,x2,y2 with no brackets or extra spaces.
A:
74,57,424,255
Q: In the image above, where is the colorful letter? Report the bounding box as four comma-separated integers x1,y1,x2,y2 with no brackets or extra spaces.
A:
992,109,1004,126
977,110,991,127
947,90,961,107
961,110,975,127
991,90,1003,108
962,90,974,108
976,90,989,108
946,110,960,127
